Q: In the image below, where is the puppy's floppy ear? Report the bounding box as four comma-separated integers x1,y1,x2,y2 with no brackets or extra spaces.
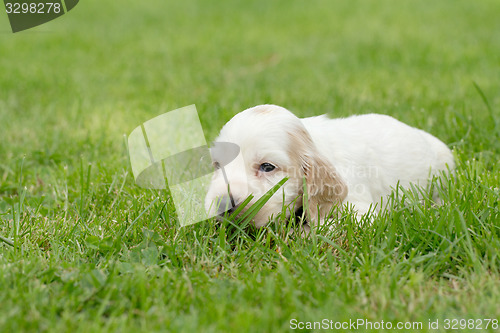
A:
301,151,347,225
287,125,347,225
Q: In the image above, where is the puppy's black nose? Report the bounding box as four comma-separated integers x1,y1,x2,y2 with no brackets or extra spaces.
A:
216,195,236,215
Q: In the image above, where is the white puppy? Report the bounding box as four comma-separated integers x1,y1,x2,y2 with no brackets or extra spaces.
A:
205,104,454,228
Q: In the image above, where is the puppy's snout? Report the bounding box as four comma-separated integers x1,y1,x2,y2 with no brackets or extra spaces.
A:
214,195,237,215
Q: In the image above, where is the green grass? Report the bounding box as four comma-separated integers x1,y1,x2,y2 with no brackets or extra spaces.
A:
1,0,499,332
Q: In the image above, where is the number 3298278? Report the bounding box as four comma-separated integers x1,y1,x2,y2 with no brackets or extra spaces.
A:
5,2,62,14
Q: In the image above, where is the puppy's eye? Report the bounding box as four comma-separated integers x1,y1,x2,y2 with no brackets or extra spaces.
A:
259,162,276,172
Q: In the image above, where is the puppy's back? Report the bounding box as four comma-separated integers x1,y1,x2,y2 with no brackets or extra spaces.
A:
301,113,454,198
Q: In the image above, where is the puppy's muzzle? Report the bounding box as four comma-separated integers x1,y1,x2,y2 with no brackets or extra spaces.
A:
213,194,239,216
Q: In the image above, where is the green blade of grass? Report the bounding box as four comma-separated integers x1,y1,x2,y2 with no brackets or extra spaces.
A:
226,177,288,242
0,234,15,247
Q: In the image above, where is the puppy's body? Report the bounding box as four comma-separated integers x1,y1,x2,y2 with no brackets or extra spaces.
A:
301,113,454,215
205,105,454,227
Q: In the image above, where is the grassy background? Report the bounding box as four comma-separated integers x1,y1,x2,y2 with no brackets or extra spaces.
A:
1,0,499,331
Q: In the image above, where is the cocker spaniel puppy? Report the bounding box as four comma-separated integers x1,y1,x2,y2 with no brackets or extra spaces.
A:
205,104,454,228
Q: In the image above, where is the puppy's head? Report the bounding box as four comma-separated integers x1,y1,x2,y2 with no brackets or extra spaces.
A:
205,104,347,227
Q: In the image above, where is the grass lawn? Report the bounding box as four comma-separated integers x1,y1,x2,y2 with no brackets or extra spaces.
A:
1,0,499,331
